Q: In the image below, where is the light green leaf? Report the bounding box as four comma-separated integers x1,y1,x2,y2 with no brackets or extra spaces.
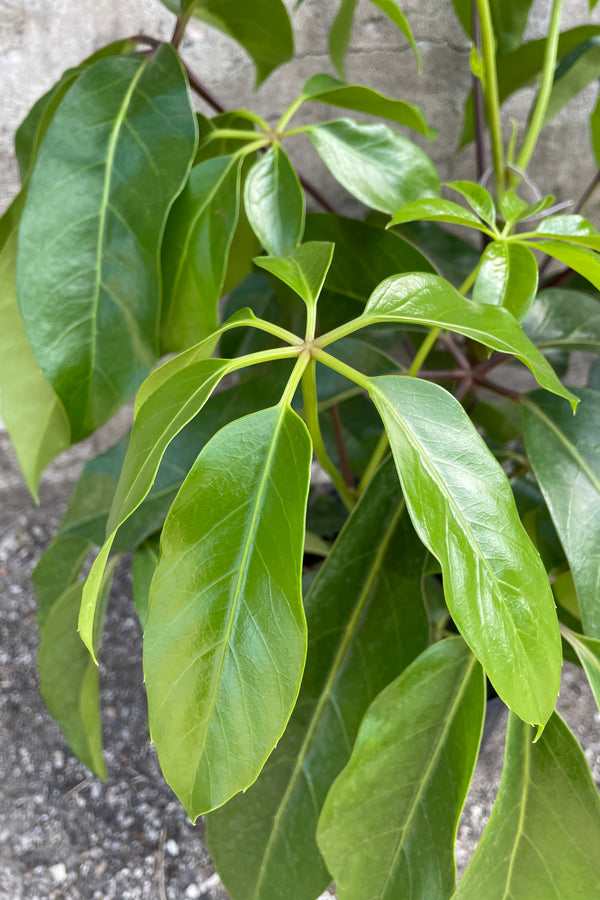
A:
562,627,600,713
309,119,439,215
159,0,293,85
244,145,305,257
523,389,600,637
472,241,538,321
16,44,197,440
145,404,311,819
591,90,600,166
389,198,493,233
355,273,577,407
317,638,485,900
303,531,331,557
367,0,421,71
132,535,160,631
533,214,600,252
370,376,562,726
254,242,334,312
445,180,496,228
160,154,242,353
523,288,600,353
454,712,600,899
301,74,431,137
0,194,70,498
500,191,555,227
207,458,428,900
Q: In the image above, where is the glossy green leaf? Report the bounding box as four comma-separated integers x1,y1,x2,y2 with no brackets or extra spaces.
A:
562,628,600,713
33,536,91,626
370,376,562,726
159,0,293,85
355,273,577,406
301,74,431,137
445,181,496,228
317,638,485,900
523,288,600,353
132,535,160,631
16,44,197,440
523,389,600,637
207,458,428,900
254,242,334,313
144,404,312,819
309,119,439,215
0,194,70,498
389,198,493,233
244,145,305,257
329,0,359,78
533,214,600,252
472,241,538,321
160,154,242,352
454,712,600,899
500,191,555,227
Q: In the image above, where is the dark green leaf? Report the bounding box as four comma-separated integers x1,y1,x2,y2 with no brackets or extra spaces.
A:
254,242,334,312
562,627,600,713
329,0,359,78
207,459,428,900
523,389,600,637
16,44,197,440
301,74,431,137
309,119,439,215
545,38,600,124
160,154,242,352
132,535,160,631
390,198,491,233
317,638,485,900
145,404,312,819
472,241,538,321
454,712,600,898
391,220,480,288
370,376,562,726
452,0,534,53
523,288,600,353
195,111,256,164
367,0,420,70
33,536,91,626
244,145,305,256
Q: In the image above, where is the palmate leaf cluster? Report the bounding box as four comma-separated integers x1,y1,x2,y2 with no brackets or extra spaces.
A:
3,0,600,897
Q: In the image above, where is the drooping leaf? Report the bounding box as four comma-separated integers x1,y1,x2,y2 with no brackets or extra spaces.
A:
160,154,242,352
329,0,359,79
472,241,538,321
523,389,600,637
370,376,562,726
16,44,197,440
317,638,485,900
562,627,600,713
254,242,334,313
454,712,600,899
309,119,439,215
301,74,431,137
354,273,577,407
445,180,497,228
389,198,492,234
132,535,161,631
244,145,305,257
33,536,91,626
144,404,312,819
0,194,70,498
367,0,420,70
523,288,600,353
207,459,428,900
159,0,293,85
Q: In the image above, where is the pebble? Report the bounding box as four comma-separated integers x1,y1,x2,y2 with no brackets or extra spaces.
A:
49,863,67,884
184,886,201,899
165,839,180,857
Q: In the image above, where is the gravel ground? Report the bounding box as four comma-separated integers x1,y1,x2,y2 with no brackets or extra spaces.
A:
1,430,599,900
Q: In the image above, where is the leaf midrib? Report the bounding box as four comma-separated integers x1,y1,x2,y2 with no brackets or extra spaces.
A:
501,725,531,900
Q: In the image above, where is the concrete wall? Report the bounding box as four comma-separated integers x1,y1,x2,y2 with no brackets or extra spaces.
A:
2,0,600,214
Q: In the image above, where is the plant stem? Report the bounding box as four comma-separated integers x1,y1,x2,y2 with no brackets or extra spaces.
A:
357,429,390,495
171,10,194,49
471,0,487,182
516,0,563,174
329,406,355,488
406,327,440,378
476,0,505,197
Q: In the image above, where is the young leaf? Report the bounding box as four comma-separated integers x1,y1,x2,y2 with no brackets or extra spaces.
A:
370,376,562,726
527,241,600,291
254,242,335,312
144,404,312,819
472,241,538,321
445,180,497,227
561,628,600,713
244,145,305,257
309,119,439,215
389,198,492,233
317,638,485,900
301,74,431,137
454,713,600,898
0,194,70,498
16,45,197,440
207,459,428,900
354,273,577,407
533,214,600,252
523,389,600,638
160,154,243,353
523,288,600,353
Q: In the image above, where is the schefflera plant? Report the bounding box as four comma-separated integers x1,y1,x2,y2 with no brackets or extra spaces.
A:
2,0,600,898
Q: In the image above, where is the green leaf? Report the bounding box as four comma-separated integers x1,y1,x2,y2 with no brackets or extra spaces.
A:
0,194,70,498
207,458,428,900
329,0,359,78
545,38,600,125
254,242,334,313
367,0,420,71
33,536,91,626
445,180,496,228
357,273,577,407
451,0,534,53
523,288,600,353
562,628,600,713
317,638,485,900
472,241,538,321
144,404,312,819
38,574,114,779
309,119,439,215
389,198,493,233
533,214,600,251
16,45,197,440
391,220,480,289
454,712,600,899
370,376,562,726
159,0,293,85
160,154,242,353
591,90,600,166
244,145,305,257
301,74,431,137
523,389,600,637
132,535,160,631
